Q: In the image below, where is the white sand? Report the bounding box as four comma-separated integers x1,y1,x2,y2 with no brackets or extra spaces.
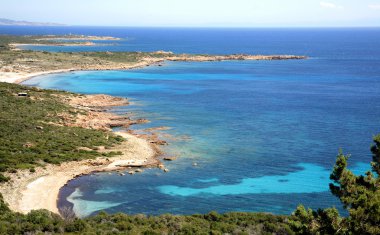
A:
0,132,158,214
0,69,75,84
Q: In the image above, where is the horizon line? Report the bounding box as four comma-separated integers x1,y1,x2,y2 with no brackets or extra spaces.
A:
1,25,380,29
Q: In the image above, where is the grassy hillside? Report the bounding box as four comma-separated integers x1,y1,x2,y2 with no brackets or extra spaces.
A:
0,82,123,181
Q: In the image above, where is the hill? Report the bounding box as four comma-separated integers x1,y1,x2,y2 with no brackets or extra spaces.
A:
0,18,65,26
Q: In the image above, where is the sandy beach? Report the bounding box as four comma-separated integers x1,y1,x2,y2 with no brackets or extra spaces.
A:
0,131,158,214
0,69,77,84
0,61,162,84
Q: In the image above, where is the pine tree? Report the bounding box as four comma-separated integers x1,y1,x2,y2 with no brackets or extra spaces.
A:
290,134,380,234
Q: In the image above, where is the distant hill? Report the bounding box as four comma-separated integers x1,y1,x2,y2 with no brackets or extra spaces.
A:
0,18,65,26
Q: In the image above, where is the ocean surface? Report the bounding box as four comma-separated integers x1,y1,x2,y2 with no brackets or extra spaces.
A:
3,26,380,217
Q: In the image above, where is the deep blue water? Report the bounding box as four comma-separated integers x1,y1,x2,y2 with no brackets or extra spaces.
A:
6,26,380,217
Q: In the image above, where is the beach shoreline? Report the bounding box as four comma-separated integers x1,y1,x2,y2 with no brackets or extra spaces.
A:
1,39,307,85
0,53,306,85
0,131,159,215
0,59,166,84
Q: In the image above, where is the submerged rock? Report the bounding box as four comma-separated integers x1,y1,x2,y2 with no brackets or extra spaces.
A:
163,157,176,161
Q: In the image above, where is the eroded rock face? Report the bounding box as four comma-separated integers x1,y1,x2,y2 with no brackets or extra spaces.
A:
163,157,177,161
58,93,169,156
56,94,134,131
66,94,129,108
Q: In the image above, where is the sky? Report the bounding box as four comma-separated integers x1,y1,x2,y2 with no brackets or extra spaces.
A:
1,0,380,27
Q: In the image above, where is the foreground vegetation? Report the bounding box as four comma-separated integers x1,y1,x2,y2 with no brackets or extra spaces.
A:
0,202,293,235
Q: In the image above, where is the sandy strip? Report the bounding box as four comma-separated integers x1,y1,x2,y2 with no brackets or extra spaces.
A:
0,69,76,84
0,60,164,85
0,132,158,214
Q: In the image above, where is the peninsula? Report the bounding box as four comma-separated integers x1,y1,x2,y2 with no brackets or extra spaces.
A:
0,35,307,83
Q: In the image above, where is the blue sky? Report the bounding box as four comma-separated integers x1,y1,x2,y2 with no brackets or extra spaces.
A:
1,0,380,27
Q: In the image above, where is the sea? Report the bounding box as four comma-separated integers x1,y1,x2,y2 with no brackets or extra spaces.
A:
2,26,380,217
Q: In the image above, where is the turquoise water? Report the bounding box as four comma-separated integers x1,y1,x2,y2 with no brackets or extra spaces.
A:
18,27,380,217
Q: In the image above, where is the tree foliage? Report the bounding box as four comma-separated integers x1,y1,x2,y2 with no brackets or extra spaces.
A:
0,201,292,235
290,135,380,234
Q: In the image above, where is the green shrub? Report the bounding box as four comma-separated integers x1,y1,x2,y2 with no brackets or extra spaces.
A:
65,218,87,232
0,174,9,183
0,82,124,174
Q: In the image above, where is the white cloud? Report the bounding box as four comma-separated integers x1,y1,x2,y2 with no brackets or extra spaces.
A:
369,4,380,10
320,1,343,9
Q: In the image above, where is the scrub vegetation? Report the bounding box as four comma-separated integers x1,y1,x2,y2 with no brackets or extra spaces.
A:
0,205,293,235
0,82,124,181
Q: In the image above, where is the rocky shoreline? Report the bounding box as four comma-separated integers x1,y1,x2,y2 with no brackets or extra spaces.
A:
35,35,122,41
